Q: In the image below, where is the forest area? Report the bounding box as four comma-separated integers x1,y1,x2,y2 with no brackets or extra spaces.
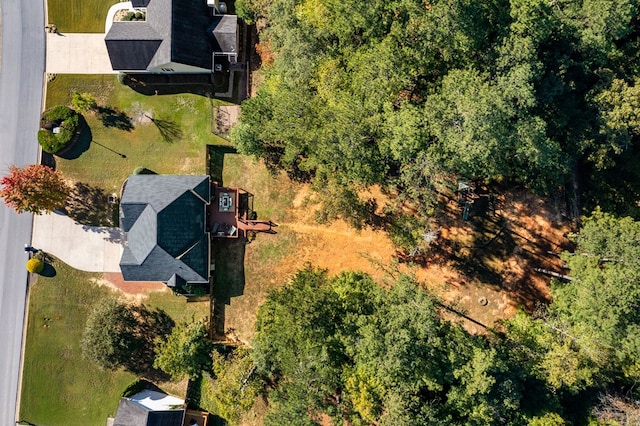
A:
219,0,640,424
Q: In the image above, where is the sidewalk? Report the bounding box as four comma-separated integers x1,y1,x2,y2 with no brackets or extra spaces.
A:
31,212,124,272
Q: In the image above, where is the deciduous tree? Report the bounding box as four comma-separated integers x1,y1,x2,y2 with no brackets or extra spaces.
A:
153,319,212,380
0,165,70,214
71,92,97,113
81,298,173,374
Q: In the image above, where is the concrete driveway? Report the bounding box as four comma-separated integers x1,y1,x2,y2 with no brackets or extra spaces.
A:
46,33,116,74
31,212,124,272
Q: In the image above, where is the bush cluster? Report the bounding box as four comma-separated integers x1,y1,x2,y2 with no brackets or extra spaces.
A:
122,11,145,21
38,106,80,154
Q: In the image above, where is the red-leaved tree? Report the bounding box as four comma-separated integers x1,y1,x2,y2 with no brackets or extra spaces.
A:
0,165,70,214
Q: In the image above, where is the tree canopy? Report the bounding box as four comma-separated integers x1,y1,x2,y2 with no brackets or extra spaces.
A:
252,266,564,425
0,165,70,214
81,298,173,374
233,0,640,224
153,319,213,380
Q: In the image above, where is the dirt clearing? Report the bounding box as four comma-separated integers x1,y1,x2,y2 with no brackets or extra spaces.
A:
218,174,572,342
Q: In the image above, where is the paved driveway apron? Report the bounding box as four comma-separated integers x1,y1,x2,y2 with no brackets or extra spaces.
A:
46,33,116,74
32,213,124,272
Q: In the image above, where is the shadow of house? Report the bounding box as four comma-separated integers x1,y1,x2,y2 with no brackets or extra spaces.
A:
211,238,246,337
119,175,211,294
123,73,215,96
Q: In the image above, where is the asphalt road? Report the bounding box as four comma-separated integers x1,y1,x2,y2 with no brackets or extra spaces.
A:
0,0,44,422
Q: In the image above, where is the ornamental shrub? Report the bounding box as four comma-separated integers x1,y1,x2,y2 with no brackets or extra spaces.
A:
43,105,75,121
38,106,80,154
26,258,44,274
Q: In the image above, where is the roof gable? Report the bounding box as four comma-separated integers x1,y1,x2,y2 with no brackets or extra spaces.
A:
113,391,185,426
209,15,238,54
121,203,148,232
127,205,157,263
105,39,163,71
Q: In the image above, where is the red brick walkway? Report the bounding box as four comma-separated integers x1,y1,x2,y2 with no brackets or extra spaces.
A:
103,272,167,296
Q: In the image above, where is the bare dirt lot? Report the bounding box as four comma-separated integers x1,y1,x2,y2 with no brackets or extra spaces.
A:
219,174,573,342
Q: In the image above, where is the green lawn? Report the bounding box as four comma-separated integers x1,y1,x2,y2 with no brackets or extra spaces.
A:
19,260,209,425
47,74,228,193
47,0,115,33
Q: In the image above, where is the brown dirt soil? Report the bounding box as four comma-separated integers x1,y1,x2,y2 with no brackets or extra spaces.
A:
226,184,572,342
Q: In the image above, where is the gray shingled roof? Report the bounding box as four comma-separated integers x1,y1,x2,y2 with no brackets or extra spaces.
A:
105,0,218,71
119,175,210,286
170,0,215,70
209,15,238,55
113,398,185,426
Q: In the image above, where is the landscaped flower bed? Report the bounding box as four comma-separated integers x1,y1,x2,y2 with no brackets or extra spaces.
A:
38,105,80,154
115,10,146,22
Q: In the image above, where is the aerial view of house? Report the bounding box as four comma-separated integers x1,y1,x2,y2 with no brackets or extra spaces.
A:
3,0,640,425
119,175,212,290
105,0,238,73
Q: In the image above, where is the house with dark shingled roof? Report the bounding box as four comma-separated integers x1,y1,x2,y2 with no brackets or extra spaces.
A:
109,390,186,426
119,175,211,290
105,0,238,73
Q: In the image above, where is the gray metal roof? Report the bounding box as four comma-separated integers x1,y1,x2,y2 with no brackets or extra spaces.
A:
119,175,210,286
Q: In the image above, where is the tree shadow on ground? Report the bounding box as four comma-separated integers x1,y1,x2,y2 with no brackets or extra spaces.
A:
145,115,183,143
64,182,114,227
56,115,92,160
122,73,214,97
582,149,640,220
34,251,57,278
127,305,175,379
97,106,134,131
81,225,126,244
407,186,570,312
211,238,246,338
207,144,238,185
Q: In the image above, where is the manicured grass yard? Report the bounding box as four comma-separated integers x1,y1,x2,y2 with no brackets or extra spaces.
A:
47,0,115,33
19,260,209,425
47,75,229,192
